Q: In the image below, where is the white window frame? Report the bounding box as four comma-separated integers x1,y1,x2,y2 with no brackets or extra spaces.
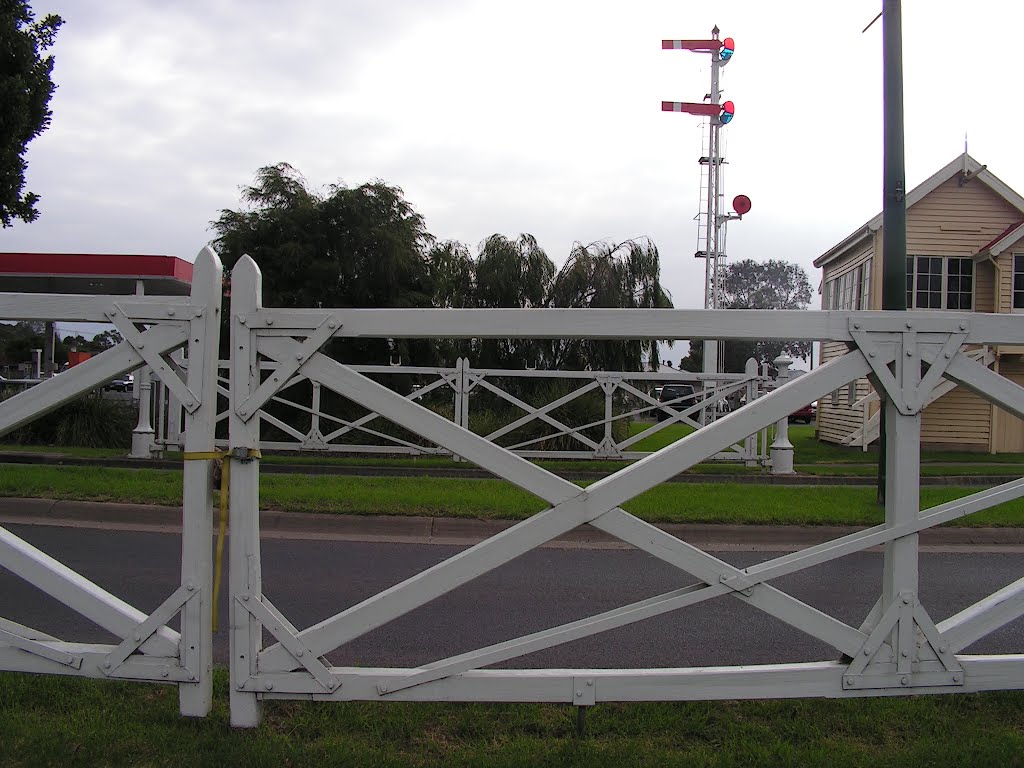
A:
824,261,871,311
905,255,974,311
1013,253,1024,313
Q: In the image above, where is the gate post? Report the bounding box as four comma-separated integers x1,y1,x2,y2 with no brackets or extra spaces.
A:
177,247,223,716
879,338,921,644
228,255,264,728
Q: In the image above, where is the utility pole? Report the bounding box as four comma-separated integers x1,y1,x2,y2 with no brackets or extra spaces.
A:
878,0,907,503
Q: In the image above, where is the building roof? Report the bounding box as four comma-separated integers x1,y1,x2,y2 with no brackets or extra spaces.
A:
0,252,194,295
977,220,1024,257
813,154,1024,269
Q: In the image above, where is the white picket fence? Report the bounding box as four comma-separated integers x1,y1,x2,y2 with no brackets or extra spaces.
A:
5,249,1024,730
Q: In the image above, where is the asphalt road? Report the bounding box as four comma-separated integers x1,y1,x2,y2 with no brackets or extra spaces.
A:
3,523,1023,669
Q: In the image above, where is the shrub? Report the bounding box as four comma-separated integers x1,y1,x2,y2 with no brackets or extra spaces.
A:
0,389,135,449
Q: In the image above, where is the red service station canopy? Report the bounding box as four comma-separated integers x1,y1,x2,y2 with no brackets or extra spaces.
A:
0,253,194,295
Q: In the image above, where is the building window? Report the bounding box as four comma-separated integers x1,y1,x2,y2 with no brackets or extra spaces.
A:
859,259,871,309
905,255,973,310
824,260,872,311
1014,253,1024,311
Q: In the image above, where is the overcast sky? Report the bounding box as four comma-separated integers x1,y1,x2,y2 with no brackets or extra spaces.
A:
5,0,1024,318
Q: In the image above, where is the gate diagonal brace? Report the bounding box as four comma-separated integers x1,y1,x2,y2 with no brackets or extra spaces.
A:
239,315,340,420
108,306,200,413
101,584,197,681
465,373,483,394
843,592,964,691
238,594,338,693
0,626,82,669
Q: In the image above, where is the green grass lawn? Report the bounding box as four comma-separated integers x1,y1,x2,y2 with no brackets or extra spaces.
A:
2,671,1023,767
3,464,1024,527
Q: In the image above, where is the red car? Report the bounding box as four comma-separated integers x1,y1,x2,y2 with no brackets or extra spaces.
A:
789,402,816,424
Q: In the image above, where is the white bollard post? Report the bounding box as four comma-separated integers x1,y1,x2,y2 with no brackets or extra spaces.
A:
770,356,795,474
130,370,155,458
743,358,759,466
131,280,155,458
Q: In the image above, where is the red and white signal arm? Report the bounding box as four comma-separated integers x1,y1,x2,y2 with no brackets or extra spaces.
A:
732,195,752,215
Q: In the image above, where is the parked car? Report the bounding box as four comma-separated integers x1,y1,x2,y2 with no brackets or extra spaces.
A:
104,374,134,392
656,383,697,421
789,402,816,424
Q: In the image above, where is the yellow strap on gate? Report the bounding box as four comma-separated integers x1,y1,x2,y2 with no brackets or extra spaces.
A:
182,449,262,631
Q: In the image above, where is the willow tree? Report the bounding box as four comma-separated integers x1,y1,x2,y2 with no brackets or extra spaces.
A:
472,233,555,369
211,163,434,364
545,238,673,371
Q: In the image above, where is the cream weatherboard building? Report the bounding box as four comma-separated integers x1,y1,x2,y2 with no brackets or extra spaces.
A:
814,153,1024,452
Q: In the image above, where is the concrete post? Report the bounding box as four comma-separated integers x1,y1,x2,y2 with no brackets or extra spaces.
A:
770,356,795,474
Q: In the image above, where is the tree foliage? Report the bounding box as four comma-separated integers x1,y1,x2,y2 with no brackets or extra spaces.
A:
213,164,673,372
211,163,434,364
0,1,62,227
545,239,672,371
0,324,118,374
683,258,813,372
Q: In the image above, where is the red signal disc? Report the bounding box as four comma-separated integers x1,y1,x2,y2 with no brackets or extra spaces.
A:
723,37,735,50
732,195,752,215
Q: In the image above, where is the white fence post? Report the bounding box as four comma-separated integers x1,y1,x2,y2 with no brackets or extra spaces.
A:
177,247,223,716
770,356,795,474
228,255,264,728
461,358,471,442
452,357,465,462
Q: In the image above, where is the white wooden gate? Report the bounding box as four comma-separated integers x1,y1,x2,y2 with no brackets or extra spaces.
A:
152,359,769,462
0,248,222,717
226,256,1024,727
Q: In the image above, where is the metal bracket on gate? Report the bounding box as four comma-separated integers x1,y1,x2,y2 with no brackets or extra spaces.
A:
0,626,82,669
843,591,964,690
301,427,330,451
236,315,340,420
239,594,339,693
108,305,201,413
849,318,969,416
596,376,621,396
572,675,597,706
100,584,198,681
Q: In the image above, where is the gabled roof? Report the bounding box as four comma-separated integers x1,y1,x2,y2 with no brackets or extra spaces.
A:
813,154,1024,269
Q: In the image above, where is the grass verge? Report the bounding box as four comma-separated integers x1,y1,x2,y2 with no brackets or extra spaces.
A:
1,670,1023,767
3,464,1024,527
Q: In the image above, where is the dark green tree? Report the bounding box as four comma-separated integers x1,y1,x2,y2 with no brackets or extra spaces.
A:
545,238,673,371
211,163,435,364
472,233,555,369
426,239,475,309
0,1,62,227
425,240,476,364
683,258,813,372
